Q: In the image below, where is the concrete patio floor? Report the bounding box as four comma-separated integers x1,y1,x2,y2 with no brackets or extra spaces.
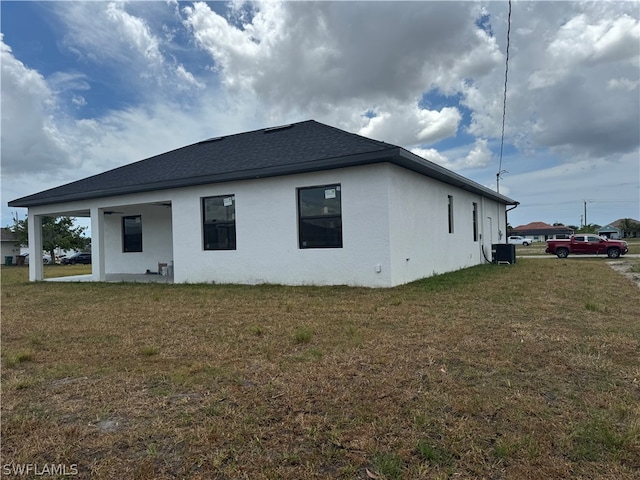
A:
45,273,174,283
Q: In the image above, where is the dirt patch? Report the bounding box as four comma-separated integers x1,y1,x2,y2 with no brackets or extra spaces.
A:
607,259,640,288
92,418,126,433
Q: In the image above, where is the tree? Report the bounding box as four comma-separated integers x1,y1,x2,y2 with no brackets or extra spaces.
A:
11,215,89,263
576,223,600,234
619,218,640,238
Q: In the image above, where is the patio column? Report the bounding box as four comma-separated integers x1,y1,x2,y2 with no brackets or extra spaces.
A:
90,207,106,281
28,212,43,281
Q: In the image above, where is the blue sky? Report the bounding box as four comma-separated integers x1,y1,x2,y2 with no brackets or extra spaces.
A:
2,1,639,230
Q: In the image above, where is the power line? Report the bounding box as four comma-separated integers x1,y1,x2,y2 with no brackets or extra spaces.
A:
496,0,512,194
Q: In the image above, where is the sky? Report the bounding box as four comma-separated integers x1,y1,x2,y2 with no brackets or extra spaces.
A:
1,0,639,231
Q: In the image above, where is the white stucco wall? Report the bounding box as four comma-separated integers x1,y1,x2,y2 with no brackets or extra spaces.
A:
103,203,173,274
23,162,510,287
1,241,21,264
171,164,393,287
385,165,504,286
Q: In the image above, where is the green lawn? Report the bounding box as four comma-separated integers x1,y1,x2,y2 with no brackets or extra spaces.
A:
2,259,639,479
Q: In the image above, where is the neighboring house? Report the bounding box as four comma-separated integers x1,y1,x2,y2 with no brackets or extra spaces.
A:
8,120,518,287
510,222,574,241
598,224,623,239
1,228,21,265
598,218,640,239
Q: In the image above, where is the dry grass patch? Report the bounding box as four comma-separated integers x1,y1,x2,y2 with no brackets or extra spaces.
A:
1,260,639,479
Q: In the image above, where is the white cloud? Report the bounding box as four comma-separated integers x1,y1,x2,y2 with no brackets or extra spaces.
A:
47,71,90,94
490,4,640,158
0,38,72,175
182,1,491,143
607,77,640,91
529,13,640,89
175,64,205,90
71,95,87,107
55,2,203,96
359,106,461,146
410,147,450,168
411,138,492,172
464,138,493,168
2,1,639,229
59,2,161,68
104,2,164,66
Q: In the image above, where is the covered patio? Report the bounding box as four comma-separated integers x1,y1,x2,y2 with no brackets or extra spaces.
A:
25,198,174,283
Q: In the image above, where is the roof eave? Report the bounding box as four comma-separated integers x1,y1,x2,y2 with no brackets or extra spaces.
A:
8,149,398,208
9,146,518,208
395,149,518,205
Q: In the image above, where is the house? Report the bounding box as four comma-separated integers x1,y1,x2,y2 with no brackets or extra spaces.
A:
1,228,21,265
598,218,640,239
598,224,623,239
8,120,518,287
510,222,574,242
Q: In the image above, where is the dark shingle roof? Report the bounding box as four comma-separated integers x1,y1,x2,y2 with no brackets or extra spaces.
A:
9,120,517,207
606,218,640,228
1,227,18,242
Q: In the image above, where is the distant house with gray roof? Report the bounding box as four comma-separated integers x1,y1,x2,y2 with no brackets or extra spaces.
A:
9,120,517,287
598,218,640,239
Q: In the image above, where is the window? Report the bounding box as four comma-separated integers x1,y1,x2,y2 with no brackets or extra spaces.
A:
123,216,142,252
203,195,236,250
298,184,342,248
448,195,454,234
472,202,478,241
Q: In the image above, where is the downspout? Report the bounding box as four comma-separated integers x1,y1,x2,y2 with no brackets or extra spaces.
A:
505,202,520,239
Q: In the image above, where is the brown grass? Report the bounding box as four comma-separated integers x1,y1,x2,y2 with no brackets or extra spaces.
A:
1,259,639,479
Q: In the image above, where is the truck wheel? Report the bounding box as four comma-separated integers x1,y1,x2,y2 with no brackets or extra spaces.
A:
556,248,569,258
607,248,620,259
523,242,530,246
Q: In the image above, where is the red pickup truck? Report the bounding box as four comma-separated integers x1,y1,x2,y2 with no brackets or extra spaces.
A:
546,235,628,258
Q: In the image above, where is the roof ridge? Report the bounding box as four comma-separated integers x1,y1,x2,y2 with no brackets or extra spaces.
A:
306,119,396,149
195,119,317,144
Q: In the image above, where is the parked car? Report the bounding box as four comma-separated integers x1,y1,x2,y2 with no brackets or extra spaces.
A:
508,236,532,246
21,253,53,265
545,235,628,258
62,252,92,265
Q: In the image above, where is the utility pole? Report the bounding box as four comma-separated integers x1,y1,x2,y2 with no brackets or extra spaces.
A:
584,200,587,228
496,170,508,194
